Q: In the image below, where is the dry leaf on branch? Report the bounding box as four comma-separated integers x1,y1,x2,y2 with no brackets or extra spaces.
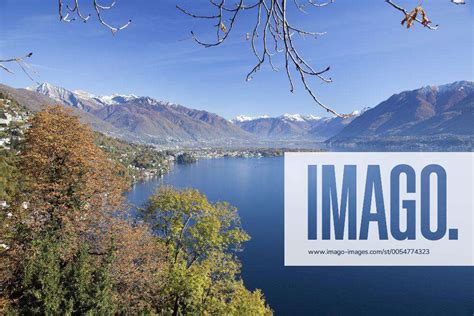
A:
219,22,228,33
401,6,431,28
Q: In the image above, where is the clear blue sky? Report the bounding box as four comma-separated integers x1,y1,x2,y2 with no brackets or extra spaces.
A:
0,0,472,118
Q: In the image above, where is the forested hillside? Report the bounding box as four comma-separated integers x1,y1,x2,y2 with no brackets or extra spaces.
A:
0,106,272,314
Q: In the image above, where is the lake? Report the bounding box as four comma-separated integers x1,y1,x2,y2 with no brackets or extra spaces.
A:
127,157,473,315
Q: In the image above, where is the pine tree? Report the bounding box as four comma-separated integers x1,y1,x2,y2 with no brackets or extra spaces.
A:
17,234,64,314
63,244,94,314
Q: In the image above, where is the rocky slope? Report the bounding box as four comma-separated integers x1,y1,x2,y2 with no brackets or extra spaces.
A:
328,81,473,144
22,83,252,144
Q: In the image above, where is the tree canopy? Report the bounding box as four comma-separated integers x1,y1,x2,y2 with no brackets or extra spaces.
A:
141,186,272,315
0,106,271,314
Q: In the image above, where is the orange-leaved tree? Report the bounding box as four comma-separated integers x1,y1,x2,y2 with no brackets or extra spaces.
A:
3,106,165,314
19,106,127,243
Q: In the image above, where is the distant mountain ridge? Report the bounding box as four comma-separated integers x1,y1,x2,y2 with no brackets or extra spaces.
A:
231,111,363,140
0,83,125,138
0,80,471,148
328,81,473,145
25,83,252,144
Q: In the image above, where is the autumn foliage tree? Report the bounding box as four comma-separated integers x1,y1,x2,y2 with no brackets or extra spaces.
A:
2,106,164,313
1,106,271,314
19,106,127,238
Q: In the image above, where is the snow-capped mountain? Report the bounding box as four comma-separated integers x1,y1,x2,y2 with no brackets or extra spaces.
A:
27,82,100,111
279,113,323,122
70,89,139,106
15,81,471,145
95,94,139,106
232,112,358,140
28,83,142,111
26,82,251,143
232,113,323,124
73,89,96,100
232,115,270,123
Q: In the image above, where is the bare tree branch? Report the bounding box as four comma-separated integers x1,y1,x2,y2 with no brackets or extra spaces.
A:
293,0,334,12
386,0,439,30
177,0,354,117
177,0,467,117
58,0,131,34
0,53,39,83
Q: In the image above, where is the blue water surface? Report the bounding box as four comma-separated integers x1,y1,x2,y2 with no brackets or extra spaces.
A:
127,157,473,316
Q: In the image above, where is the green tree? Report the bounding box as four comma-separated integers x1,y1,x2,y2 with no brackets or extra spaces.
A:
17,234,64,314
0,152,21,205
141,187,272,315
87,245,116,314
14,234,117,315
63,244,95,314
176,153,196,165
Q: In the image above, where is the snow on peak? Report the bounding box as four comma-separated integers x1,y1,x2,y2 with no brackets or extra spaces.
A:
30,83,173,110
232,115,270,122
280,113,304,122
280,113,322,122
27,82,53,91
96,93,139,105
74,89,96,99
233,113,324,123
30,83,143,108
349,107,370,116
29,82,73,103
28,82,51,92
302,114,323,121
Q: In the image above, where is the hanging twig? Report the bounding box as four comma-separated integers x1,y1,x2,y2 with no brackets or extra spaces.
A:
58,0,131,34
0,53,39,83
177,0,353,117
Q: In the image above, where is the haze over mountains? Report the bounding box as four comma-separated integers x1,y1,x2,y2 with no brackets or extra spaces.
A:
0,81,471,148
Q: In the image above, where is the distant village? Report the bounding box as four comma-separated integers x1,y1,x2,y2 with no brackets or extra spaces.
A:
0,96,30,150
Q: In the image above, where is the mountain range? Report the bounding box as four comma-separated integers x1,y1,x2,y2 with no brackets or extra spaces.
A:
328,81,473,146
232,112,362,140
18,82,357,144
25,82,251,144
0,80,471,148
